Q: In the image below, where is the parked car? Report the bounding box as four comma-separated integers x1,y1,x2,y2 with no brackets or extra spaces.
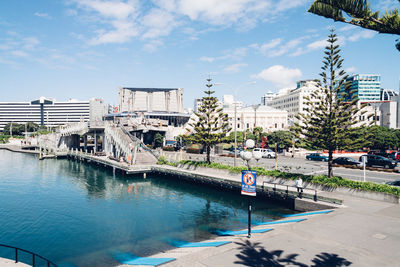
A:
332,157,361,166
367,150,389,158
386,179,400,187
253,148,276,158
263,148,276,158
306,153,328,161
228,147,243,155
388,151,400,161
359,155,397,169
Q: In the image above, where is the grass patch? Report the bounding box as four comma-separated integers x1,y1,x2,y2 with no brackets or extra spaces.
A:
173,160,400,197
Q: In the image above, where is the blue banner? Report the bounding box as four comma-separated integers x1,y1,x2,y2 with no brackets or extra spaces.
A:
241,170,257,196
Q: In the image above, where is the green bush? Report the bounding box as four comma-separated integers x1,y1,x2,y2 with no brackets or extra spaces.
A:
162,146,174,151
157,156,178,167
186,148,200,154
175,160,400,196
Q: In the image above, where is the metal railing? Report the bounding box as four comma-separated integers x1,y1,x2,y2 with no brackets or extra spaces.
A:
0,244,57,267
262,181,318,201
120,125,160,159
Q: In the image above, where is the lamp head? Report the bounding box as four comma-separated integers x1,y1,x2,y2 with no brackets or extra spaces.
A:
253,150,262,160
245,139,255,149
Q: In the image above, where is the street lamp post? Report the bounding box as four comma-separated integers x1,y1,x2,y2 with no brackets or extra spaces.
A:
240,139,262,238
231,81,256,167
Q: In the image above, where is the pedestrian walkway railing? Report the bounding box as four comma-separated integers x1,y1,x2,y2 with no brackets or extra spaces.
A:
0,244,57,267
261,181,318,201
120,125,160,159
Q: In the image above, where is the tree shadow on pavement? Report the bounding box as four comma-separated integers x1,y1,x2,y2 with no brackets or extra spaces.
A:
234,240,352,267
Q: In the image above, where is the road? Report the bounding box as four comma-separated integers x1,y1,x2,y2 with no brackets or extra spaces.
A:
179,153,400,184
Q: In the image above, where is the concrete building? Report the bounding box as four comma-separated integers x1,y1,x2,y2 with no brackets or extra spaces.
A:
119,87,184,113
266,80,319,125
224,105,288,133
0,97,109,131
381,88,399,101
342,74,381,102
261,91,277,105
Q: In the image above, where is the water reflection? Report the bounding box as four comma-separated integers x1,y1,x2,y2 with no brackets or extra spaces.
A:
0,150,294,266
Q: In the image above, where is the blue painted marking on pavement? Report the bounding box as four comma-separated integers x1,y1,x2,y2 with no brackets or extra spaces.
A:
213,228,273,236
282,210,333,217
174,240,231,248
254,218,307,225
114,252,175,266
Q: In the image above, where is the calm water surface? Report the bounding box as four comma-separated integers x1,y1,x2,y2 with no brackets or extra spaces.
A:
0,150,294,266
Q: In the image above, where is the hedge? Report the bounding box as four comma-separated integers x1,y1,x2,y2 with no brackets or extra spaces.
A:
174,160,400,197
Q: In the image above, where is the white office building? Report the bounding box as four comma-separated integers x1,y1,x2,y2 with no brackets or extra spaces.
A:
0,97,109,131
224,105,288,133
267,80,319,125
261,91,278,105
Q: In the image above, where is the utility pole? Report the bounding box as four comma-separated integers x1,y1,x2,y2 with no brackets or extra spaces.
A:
275,142,278,170
234,102,237,167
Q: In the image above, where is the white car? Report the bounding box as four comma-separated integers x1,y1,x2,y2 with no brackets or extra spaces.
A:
253,148,276,158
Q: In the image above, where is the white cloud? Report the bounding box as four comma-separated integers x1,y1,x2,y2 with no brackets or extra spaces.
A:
34,12,52,19
72,0,140,45
143,39,164,52
200,56,215,63
307,39,327,50
77,0,136,19
348,30,376,42
11,50,28,57
345,66,357,73
23,37,40,50
250,38,282,55
141,8,178,39
338,24,357,32
69,0,306,47
223,63,248,73
252,65,302,88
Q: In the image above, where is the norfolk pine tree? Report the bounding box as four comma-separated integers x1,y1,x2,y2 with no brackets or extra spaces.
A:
187,78,230,164
308,0,400,51
293,29,359,178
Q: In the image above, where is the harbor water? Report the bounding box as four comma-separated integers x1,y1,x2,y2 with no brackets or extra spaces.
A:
0,150,295,266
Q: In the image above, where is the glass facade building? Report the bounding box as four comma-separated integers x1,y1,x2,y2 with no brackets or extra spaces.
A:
345,74,381,102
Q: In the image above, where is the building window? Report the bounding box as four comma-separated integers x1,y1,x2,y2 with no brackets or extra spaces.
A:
282,123,284,128
247,123,249,129
237,123,240,129
275,123,277,128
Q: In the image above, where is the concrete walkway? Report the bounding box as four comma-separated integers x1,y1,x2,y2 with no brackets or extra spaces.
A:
118,193,400,267
117,165,400,267
0,258,30,267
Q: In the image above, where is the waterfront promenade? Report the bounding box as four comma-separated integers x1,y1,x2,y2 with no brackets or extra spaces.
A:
1,146,399,266
118,189,400,267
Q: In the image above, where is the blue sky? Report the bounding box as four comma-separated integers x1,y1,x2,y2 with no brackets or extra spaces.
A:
1,0,399,108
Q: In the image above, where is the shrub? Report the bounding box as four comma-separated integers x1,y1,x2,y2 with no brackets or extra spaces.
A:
162,146,174,151
186,148,200,154
175,160,400,196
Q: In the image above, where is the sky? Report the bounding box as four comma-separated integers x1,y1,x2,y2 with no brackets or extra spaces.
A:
0,0,399,108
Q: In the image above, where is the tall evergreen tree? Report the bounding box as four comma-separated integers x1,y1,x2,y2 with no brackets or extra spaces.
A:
308,0,400,51
187,78,230,164
293,29,359,178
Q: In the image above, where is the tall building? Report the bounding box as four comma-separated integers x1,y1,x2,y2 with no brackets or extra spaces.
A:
381,88,399,101
343,74,381,102
118,87,184,113
267,80,319,125
261,91,277,105
0,97,108,131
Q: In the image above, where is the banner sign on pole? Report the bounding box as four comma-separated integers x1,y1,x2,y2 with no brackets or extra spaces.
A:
241,170,257,196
